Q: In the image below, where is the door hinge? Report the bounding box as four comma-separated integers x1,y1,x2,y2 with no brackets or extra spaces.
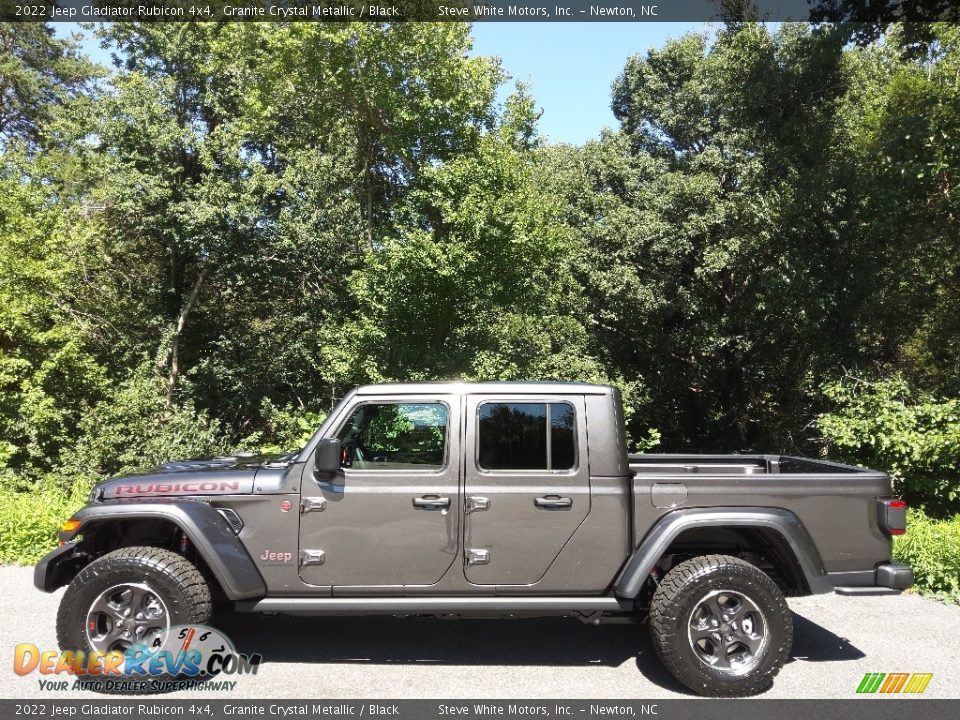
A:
300,496,327,513
467,548,490,565
300,549,326,567
465,496,489,513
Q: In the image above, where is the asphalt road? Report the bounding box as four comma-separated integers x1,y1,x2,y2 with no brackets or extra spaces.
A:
2,565,958,700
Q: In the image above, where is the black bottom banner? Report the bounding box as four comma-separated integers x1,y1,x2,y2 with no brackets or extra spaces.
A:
2,699,956,720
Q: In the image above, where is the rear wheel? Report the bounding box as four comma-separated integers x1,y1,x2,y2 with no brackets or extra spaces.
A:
649,554,792,697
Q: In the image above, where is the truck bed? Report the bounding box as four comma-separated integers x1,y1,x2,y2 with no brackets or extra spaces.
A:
626,453,892,575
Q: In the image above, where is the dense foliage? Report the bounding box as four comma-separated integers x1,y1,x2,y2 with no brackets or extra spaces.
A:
894,509,960,604
1,22,958,565
817,376,960,514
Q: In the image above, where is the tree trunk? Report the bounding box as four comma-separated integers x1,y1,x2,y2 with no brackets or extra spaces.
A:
364,145,374,250
165,265,209,407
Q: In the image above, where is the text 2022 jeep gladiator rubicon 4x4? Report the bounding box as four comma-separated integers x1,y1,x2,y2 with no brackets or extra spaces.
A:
35,382,913,696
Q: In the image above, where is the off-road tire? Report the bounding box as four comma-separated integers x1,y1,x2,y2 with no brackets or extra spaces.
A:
649,554,793,697
57,546,212,693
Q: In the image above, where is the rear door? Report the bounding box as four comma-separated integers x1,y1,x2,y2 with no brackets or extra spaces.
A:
462,394,589,586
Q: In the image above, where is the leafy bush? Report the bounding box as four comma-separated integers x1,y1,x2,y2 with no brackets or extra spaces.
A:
633,428,662,453
817,375,960,515
0,441,16,469
894,509,960,603
0,484,83,564
236,399,327,456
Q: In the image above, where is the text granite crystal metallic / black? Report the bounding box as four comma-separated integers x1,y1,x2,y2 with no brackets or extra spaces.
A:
35,382,914,697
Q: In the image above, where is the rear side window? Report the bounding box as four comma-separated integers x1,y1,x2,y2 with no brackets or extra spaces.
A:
477,402,576,471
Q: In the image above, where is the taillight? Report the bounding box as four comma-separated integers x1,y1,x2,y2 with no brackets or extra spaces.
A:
879,498,907,536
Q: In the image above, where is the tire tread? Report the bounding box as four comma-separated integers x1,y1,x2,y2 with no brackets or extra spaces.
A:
650,554,793,697
56,546,211,652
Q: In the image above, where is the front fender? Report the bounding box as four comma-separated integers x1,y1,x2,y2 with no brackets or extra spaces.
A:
35,500,266,600
613,506,832,598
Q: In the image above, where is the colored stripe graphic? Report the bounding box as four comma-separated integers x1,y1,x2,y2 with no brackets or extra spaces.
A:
903,673,933,694
856,672,933,694
857,673,885,693
880,673,909,693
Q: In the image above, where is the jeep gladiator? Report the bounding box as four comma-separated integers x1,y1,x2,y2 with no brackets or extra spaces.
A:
35,382,913,696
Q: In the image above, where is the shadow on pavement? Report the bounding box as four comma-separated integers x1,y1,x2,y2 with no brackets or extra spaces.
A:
788,611,865,663
213,608,861,695
218,613,644,667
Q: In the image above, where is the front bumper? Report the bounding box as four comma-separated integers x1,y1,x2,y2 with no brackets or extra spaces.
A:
831,561,914,595
34,543,85,593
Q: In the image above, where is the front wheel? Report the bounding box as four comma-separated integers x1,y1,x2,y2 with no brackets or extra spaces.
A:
649,554,793,697
56,546,212,690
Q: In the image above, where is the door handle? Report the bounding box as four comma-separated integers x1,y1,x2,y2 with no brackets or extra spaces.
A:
534,495,573,509
412,495,451,510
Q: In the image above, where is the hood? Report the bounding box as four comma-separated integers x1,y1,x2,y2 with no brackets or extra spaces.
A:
92,453,292,500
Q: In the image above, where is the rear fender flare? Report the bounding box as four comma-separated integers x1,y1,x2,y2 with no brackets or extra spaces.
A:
613,507,831,597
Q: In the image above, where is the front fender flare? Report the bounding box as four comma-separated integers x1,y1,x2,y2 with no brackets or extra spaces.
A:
50,500,265,600
613,506,832,598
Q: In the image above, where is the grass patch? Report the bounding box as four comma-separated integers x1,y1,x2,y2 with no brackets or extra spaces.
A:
894,509,960,604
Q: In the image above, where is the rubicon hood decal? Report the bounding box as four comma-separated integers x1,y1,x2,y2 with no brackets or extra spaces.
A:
94,454,272,499
112,480,246,497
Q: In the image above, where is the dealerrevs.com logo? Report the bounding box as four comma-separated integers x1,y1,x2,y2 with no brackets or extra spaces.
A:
856,672,934,695
14,625,261,693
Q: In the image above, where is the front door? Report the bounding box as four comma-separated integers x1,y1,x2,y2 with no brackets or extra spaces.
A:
462,394,590,586
298,397,460,589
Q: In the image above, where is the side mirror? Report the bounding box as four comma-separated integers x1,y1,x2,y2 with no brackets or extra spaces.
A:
313,438,342,479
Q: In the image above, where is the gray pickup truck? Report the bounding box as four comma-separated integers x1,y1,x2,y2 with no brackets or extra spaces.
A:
36,382,912,696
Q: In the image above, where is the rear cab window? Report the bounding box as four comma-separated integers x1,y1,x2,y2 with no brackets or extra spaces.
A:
477,402,577,471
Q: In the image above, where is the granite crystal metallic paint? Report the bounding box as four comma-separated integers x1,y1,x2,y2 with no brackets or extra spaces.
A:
37,381,912,606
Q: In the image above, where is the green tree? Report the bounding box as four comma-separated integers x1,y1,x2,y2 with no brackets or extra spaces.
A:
90,23,268,407
248,22,502,248
0,23,100,150
346,127,605,385
0,23,104,478
0,158,107,476
843,25,960,396
544,25,866,450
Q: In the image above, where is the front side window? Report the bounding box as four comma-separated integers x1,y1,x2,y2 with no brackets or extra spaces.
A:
337,403,448,470
478,402,577,471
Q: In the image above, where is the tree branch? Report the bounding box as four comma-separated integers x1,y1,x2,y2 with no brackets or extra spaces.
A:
165,264,209,406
